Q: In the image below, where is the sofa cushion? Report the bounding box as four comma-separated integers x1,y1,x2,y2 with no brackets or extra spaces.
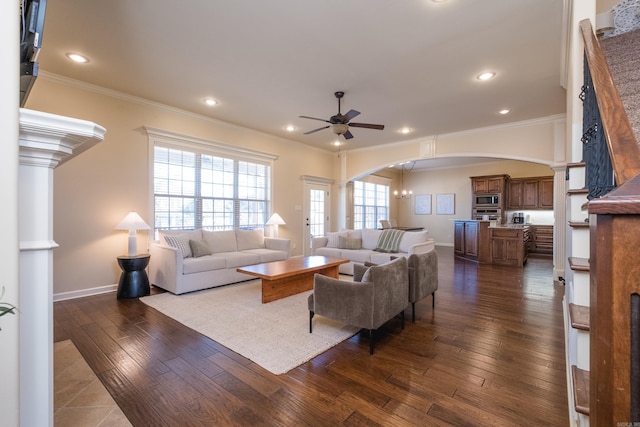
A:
341,249,372,264
244,248,287,263
189,239,212,258
236,228,265,251
216,251,261,268
182,255,227,274
202,230,238,253
338,235,362,249
399,230,429,253
361,229,382,250
164,234,193,258
315,247,343,258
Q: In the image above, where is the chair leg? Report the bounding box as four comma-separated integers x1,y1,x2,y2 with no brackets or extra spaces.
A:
411,302,416,323
432,292,436,309
309,311,314,333
369,329,374,355
401,310,405,329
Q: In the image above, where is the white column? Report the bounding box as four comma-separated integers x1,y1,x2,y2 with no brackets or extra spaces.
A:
19,109,105,427
552,165,567,282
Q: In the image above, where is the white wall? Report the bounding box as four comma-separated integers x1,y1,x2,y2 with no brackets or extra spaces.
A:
1,0,20,424
24,76,335,297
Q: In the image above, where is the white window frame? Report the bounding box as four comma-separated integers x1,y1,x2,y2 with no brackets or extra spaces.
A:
352,175,391,230
146,127,277,237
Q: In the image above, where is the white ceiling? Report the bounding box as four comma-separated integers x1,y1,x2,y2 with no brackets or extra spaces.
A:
37,0,567,153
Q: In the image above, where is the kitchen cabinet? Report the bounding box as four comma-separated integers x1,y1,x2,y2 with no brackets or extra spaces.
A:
471,175,508,194
506,176,554,210
538,178,554,209
454,220,490,262
490,226,529,267
531,225,553,255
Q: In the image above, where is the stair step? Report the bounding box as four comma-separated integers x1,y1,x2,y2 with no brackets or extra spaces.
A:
569,221,590,228
569,303,590,331
567,161,586,168
571,365,590,415
568,188,589,195
569,257,590,271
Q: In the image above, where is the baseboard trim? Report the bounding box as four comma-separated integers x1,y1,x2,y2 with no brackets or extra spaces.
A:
53,284,118,302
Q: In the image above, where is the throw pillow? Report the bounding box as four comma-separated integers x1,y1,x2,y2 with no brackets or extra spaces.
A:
165,234,192,258
326,231,348,248
374,229,405,253
338,236,362,249
189,239,212,258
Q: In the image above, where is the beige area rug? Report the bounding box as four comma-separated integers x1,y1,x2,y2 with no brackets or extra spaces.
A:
140,280,360,375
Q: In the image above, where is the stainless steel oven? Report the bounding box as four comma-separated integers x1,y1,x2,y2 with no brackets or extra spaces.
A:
474,194,500,208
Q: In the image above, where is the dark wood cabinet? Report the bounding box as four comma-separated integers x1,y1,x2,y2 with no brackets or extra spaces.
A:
471,175,507,194
506,176,554,210
538,178,554,209
454,220,490,262
490,226,529,267
531,225,553,255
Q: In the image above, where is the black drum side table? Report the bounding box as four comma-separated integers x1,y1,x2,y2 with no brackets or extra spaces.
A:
116,254,150,299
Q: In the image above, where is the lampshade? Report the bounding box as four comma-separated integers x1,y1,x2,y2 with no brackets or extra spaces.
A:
266,213,285,238
115,212,150,231
266,213,286,226
115,212,150,256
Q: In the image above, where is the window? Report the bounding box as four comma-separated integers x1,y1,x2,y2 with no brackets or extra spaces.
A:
153,145,271,235
353,179,389,229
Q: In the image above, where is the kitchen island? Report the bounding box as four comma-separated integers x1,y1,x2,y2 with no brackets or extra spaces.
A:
453,220,530,266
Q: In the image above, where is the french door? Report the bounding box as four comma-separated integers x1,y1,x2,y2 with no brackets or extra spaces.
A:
303,182,330,256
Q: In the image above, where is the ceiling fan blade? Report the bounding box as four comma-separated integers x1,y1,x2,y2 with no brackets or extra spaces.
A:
349,122,385,130
304,125,330,135
299,115,330,123
343,109,361,122
343,130,354,140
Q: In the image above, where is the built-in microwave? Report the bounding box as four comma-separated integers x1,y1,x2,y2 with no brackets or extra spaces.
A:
474,194,500,207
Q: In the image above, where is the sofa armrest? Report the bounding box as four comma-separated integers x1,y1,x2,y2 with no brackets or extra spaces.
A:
149,241,182,293
311,236,329,255
264,237,291,258
407,238,436,255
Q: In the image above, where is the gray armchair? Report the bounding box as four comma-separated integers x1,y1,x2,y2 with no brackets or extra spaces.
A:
308,257,409,355
407,250,438,322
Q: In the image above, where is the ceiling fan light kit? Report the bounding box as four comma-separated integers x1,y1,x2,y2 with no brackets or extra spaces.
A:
300,91,385,140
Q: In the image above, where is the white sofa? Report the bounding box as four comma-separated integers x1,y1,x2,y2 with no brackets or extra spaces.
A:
312,229,435,275
149,228,290,294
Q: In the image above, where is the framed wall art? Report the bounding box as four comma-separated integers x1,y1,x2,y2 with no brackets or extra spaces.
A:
414,194,431,215
436,193,455,215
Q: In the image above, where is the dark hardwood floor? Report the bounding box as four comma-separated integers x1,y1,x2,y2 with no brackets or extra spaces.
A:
54,246,569,426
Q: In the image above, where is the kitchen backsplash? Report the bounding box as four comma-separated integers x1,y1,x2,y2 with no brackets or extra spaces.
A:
505,210,554,225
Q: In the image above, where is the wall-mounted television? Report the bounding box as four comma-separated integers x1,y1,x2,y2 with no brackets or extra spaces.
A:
20,0,47,107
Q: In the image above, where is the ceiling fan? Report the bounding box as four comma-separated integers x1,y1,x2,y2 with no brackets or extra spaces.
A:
299,91,385,140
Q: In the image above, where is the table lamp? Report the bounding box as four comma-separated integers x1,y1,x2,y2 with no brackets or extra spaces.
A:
266,213,285,238
115,211,150,256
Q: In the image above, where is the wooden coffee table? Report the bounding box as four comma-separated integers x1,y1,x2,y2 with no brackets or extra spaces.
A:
237,256,349,303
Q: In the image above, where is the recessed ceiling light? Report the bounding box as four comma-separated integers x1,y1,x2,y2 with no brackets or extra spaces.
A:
499,109,510,115
477,72,496,81
285,125,296,132
399,127,413,134
332,141,342,147
66,53,89,63
204,98,217,106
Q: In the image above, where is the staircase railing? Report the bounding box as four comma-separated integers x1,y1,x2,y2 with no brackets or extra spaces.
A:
580,19,640,425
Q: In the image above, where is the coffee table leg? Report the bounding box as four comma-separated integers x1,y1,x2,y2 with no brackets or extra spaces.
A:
261,265,339,303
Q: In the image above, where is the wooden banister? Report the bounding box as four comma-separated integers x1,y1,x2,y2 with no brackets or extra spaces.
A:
580,19,640,425
580,19,640,186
